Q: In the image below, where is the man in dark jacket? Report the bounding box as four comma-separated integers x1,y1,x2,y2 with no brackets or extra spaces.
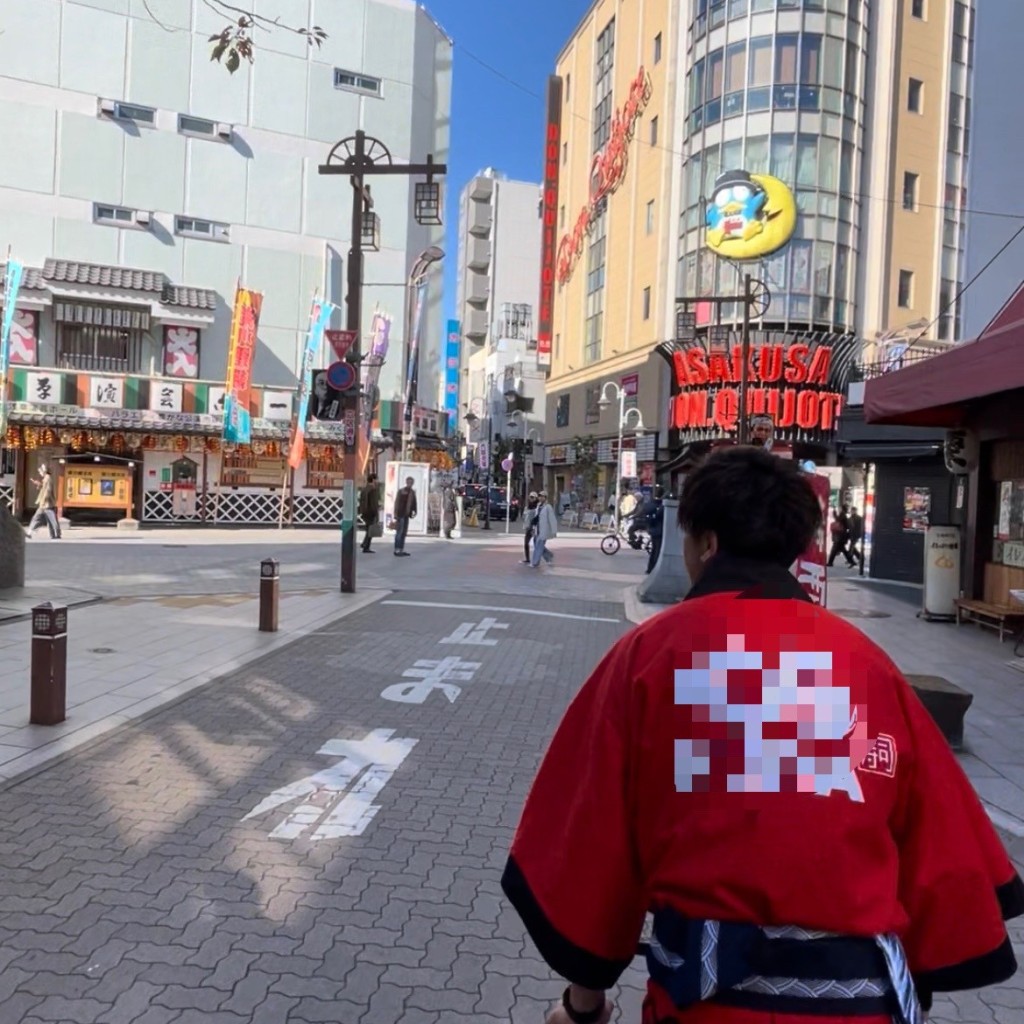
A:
392,476,417,557
359,474,380,553
639,485,664,575
847,505,864,570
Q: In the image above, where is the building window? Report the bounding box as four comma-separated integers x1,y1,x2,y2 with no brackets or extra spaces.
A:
898,269,914,308
649,115,659,145
565,73,571,101
556,394,570,428
99,99,156,125
93,204,138,228
911,0,925,17
562,142,568,164
594,19,615,153
560,204,565,227
174,216,230,242
908,77,923,113
642,286,651,320
903,172,919,211
585,385,601,425
178,114,231,140
333,69,382,96
646,199,655,235
654,32,662,64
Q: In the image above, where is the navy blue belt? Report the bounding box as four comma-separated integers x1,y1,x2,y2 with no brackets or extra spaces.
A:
643,908,922,1023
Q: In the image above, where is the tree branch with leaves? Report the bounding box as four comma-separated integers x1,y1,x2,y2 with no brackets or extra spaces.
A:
143,0,327,72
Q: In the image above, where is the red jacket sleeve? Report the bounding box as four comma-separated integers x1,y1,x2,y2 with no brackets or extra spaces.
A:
501,635,647,990
892,672,1023,1002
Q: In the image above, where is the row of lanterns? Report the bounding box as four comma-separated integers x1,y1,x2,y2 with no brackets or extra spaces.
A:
1,426,350,463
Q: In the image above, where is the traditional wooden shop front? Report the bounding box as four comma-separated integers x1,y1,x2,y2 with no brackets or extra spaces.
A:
3,368,352,526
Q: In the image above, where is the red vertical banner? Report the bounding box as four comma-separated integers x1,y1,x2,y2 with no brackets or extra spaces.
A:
791,472,830,606
536,75,563,370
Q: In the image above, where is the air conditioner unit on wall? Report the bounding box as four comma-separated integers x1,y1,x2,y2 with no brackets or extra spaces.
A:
215,122,233,140
136,211,151,227
98,98,116,116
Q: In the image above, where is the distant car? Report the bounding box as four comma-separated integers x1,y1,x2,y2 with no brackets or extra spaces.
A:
459,484,520,522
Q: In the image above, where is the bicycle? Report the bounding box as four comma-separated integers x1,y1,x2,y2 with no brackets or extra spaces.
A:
600,517,651,556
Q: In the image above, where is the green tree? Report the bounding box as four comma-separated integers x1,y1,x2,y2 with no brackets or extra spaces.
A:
571,434,600,506
143,0,327,72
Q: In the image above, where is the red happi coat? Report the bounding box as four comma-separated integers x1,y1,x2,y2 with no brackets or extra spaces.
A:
502,556,1023,1024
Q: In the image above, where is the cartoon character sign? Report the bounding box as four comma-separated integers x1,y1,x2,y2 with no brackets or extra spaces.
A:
705,169,797,260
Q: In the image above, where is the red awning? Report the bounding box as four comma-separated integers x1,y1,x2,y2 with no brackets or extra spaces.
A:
864,300,1024,427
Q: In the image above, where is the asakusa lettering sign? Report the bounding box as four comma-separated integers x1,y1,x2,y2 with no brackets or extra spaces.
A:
556,67,651,286
537,76,563,368
671,343,843,434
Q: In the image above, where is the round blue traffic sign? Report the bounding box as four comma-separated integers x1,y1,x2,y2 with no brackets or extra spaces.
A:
327,361,356,391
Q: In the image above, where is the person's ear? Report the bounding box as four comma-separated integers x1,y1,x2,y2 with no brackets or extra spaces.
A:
700,532,719,563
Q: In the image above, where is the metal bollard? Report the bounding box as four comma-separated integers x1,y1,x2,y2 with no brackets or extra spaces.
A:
30,602,68,725
259,558,279,633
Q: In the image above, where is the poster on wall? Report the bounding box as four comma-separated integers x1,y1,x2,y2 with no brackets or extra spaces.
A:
902,486,931,533
383,461,430,538
791,472,829,606
998,480,1014,539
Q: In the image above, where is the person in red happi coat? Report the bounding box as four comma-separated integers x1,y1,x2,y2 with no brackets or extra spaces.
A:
503,446,1022,1024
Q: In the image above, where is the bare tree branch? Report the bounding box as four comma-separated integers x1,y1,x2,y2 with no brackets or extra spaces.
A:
141,0,177,32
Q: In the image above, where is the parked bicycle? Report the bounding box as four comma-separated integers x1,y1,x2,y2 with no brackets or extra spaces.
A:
600,515,651,556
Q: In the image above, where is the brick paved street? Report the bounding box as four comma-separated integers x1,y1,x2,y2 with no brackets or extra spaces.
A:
0,590,651,1023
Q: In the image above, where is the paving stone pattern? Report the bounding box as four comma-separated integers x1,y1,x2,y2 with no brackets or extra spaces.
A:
0,587,1021,1023
0,592,651,1023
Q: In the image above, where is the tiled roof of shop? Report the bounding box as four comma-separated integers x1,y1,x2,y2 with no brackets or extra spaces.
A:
43,259,165,293
0,265,47,291
162,285,218,311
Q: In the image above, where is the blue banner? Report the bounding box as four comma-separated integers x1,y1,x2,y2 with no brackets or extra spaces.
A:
444,319,460,419
0,258,25,436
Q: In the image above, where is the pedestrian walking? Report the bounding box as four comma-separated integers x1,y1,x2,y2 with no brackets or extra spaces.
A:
502,445,1023,1024
359,473,380,554
848,504,865,570
530,490,558,567
522,491,539,564
442,485,458,540
827,504,855,567
638,484,664,574
26,464,61,540
392,476,417,557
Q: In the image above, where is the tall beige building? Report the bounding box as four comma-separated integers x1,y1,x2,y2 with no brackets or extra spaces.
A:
541,0,974,499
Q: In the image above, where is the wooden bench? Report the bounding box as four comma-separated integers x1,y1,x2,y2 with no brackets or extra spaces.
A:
955,598,1024,643
905,674,973,750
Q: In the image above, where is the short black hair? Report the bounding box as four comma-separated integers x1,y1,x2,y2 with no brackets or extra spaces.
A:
678,446,822,567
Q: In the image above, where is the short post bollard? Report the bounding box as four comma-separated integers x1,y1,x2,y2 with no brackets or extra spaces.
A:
30,602,68,726
259,559,279,633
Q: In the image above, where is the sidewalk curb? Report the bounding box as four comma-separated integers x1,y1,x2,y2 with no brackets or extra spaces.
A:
623,585,673,625
0,587,392,791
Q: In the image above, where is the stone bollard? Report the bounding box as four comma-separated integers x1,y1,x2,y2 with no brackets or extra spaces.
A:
636,498,691,605
30,602,68,725
259,558,279,633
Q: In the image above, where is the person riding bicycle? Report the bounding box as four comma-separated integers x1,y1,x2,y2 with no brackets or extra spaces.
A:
503,446,1022,1024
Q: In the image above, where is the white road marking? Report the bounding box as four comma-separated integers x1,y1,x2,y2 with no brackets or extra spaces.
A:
381,600,620,624
242,728,417,841
439,617,510,646
380,656,481,705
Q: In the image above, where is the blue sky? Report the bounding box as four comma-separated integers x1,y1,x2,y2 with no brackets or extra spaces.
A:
425,0,592,322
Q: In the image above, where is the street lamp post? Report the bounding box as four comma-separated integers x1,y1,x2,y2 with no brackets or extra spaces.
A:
507,409,540,506
598,381,646,531
401,246,445,461
319,130,446,595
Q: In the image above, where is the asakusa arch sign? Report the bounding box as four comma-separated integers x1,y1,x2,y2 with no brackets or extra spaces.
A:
556,67,652,286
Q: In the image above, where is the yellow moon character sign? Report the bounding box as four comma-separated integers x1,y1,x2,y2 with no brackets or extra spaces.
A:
704,169,797,261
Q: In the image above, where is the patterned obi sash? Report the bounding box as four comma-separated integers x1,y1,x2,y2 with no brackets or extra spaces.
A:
644,908,922,1023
